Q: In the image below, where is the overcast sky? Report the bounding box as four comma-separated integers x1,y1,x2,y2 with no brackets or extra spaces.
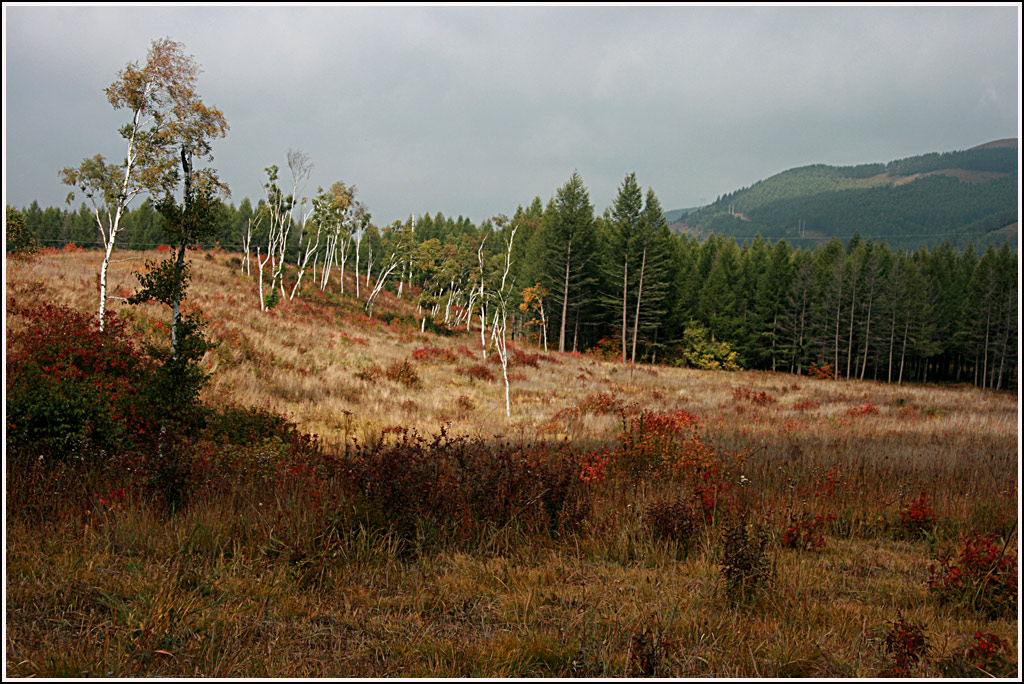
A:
3,4,1020,228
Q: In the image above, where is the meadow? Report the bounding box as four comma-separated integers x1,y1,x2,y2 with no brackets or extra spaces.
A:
5,247,1019,677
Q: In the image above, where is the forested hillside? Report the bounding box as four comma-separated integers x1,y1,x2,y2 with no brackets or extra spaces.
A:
675,141,1018,251
13,166,1017,390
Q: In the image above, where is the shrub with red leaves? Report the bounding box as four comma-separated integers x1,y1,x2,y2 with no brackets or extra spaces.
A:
461,363,495,382
385,360,421,387
793,399,819,411
615,409,709,479
847,401,879,417
6,302,158,460
411,346,458,364
338,427,595,548
808,362,834,379
732,386,777,406
510,348,541,368
928,533,1017,619
882,615,929,677
579,391,622,415
964,632,1015,677
781,511,836,551
588,336,623,361
898,490,936,538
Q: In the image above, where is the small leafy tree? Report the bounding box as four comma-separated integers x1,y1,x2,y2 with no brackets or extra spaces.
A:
519,284,549,351
6,205,38,257
680,322,741,371
129,179,221,426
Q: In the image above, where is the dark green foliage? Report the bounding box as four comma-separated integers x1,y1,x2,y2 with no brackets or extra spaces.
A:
6,205,39,255
745,174,1017,251
682,145,1017,252
540,172,598,353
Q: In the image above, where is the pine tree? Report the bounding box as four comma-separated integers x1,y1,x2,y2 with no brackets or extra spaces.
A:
542,172,597,353
628,188,672,363
606,173,644,361
698,238,744,353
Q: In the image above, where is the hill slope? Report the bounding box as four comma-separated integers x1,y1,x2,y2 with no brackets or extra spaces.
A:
671,140,1018,250
6,250,1018,678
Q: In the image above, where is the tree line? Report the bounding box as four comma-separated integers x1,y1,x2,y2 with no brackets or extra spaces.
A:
9,37,1017,394
16,166,1017,392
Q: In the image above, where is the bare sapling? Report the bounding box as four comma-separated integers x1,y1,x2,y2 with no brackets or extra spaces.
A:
488,217,517,418
364,252,399,318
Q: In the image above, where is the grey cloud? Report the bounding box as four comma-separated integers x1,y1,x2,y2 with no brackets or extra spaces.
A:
4,5,1018,227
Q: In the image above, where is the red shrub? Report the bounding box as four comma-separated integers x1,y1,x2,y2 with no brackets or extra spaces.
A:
6,302,156,458
847,401,879,417
411,346,458,363
781,511,836,550
340,331,368,346
462,363,495,382
898,490,936,538
511,348,541,367
589,336,622,360
732,386,777,406
808,362,834,380
354,364,384,382
928,533,1017,619
964,632,1015,677
579,391,622,415
883,615,929,677
385,360,421,387
338,427,596,545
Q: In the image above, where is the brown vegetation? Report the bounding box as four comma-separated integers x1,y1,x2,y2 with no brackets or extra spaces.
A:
5,249,1018,677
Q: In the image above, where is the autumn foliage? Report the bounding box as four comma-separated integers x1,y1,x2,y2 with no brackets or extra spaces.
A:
6,302,157,459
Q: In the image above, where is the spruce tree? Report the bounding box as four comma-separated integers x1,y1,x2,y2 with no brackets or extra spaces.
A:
542,172,597,353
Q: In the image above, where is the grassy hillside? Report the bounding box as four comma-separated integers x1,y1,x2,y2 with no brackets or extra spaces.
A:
671,141,1018,250
5,249,1019,677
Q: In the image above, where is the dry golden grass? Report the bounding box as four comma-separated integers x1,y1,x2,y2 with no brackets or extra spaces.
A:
5,248,1019,678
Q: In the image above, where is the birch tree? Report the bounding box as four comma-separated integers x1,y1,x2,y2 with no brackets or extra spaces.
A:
488,217,518,417
61,38,205,331
363,221,401,317
288,198,319,301
313,181,363,294
256,165,293,310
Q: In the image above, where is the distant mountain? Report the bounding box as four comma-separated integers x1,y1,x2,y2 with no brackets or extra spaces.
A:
663,206,701,224
668,140,1018,251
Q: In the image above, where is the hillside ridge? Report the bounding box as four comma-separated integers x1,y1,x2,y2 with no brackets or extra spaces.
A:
669,139,1018,250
